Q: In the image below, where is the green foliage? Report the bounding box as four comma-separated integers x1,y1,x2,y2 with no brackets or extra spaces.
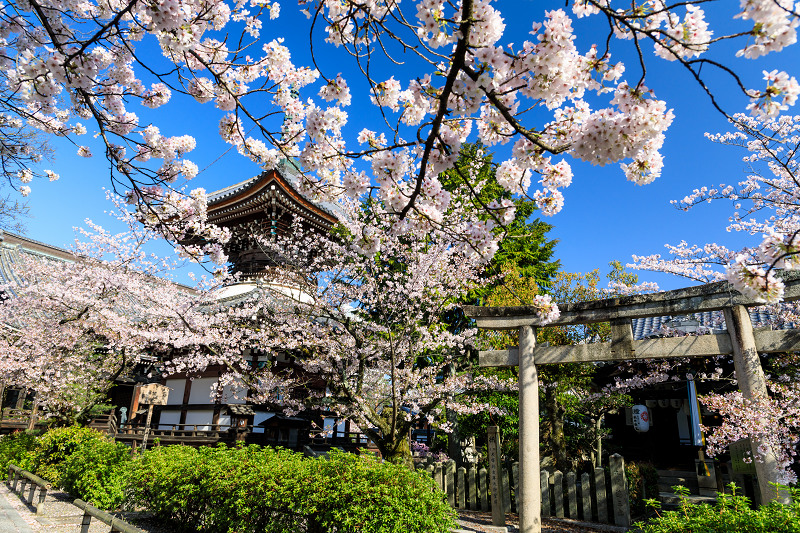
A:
0,431,38,472
625,461,660,516
59,437,130,509
126,445,455,533
22,426,108,485
636,484,800,533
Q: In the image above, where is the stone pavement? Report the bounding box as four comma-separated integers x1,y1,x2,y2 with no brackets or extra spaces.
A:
0,484,38,533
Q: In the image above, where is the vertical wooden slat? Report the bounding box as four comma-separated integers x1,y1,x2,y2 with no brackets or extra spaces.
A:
594,467,608,523
468,466,477,510
553,471,564,518
581,472,592,522
566,471,578,519
458,467,467,509
479,467,490,512
540,470,551,517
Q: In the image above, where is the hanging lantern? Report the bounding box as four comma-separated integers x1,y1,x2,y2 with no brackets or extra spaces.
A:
632,404,650,433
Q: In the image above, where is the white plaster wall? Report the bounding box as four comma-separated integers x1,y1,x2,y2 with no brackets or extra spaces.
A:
220,384,247,404
165,379,186,405
188,378,217,404
184,410,214,430
158,410,181,429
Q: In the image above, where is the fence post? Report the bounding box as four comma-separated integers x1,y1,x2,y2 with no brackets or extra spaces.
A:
580,472,592,521
80,511,92,533
446,460,456,508
468,466,477,510
512,462,519,513
540,470,551,517
609,454,631,527
479,467,489,512
36,485,47,514
553,471,564,518
458,467,466,509
434,463,443,492
566,471,577,519
594,467,608,523
502,466,511,514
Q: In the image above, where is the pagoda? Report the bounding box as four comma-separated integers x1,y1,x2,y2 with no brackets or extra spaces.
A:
153,162,340,448
206,161,339,281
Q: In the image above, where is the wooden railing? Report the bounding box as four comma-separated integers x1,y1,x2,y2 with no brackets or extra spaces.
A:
74,499,144,533
6,463,51,514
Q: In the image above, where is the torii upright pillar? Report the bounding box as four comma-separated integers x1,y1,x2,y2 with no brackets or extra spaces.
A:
518,326,541,533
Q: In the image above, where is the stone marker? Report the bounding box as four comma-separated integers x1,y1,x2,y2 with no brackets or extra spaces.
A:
609,454,631,527
488,426,505,526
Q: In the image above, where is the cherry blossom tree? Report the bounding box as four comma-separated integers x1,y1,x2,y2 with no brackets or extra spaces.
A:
196,198,559,465
0,204,249,423
0,0,798,267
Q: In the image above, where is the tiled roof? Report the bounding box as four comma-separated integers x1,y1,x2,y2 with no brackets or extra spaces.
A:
207,160,341,220
0,231,74,297
631,308,795,340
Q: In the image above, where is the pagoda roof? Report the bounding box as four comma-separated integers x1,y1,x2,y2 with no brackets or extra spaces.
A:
207,162,339,230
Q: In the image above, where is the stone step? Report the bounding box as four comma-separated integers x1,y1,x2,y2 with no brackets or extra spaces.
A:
659,491,717,510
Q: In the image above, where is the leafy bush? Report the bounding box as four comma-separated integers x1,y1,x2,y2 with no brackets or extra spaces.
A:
0,431,38,472
626,461,660,516
126,444,455,533
59,437,130,509
636,484,800,533
23,426,108,485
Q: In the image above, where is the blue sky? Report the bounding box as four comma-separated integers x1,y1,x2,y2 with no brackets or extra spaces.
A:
14,1,800,291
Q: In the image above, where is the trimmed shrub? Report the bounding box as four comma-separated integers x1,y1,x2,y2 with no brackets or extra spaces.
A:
59,437,130,509
636,484,800,533
0,430,38,472
126,444,456,533
23,426,108,485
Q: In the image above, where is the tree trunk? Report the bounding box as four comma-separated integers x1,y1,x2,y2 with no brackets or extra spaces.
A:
544,388,568,472
594,415,604,468
380,433,414,468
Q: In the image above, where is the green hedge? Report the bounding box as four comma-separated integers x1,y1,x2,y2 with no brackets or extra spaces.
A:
59,436,130,509
0,431,38,472
126,445,455,533
22,426,108,486
636,485,800,533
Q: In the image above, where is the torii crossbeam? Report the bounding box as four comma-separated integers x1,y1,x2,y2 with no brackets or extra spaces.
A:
463,271,800,533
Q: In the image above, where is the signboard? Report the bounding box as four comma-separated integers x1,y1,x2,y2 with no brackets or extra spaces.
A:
138,383,170,405
730,438,758,475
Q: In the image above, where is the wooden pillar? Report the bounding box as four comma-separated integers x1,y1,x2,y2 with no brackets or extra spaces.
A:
724,305,788,504
518,325,541,533
27,399,38,431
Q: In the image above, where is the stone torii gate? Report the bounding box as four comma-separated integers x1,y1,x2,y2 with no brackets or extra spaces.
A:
464,271,800,533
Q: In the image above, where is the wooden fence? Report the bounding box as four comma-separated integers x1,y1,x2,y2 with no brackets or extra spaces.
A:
418,453,631,527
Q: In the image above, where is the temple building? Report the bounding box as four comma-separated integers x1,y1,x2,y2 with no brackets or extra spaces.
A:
154,162,343,448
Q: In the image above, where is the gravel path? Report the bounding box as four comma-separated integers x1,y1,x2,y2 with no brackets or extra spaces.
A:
455,510,629,533
4,481,627,533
